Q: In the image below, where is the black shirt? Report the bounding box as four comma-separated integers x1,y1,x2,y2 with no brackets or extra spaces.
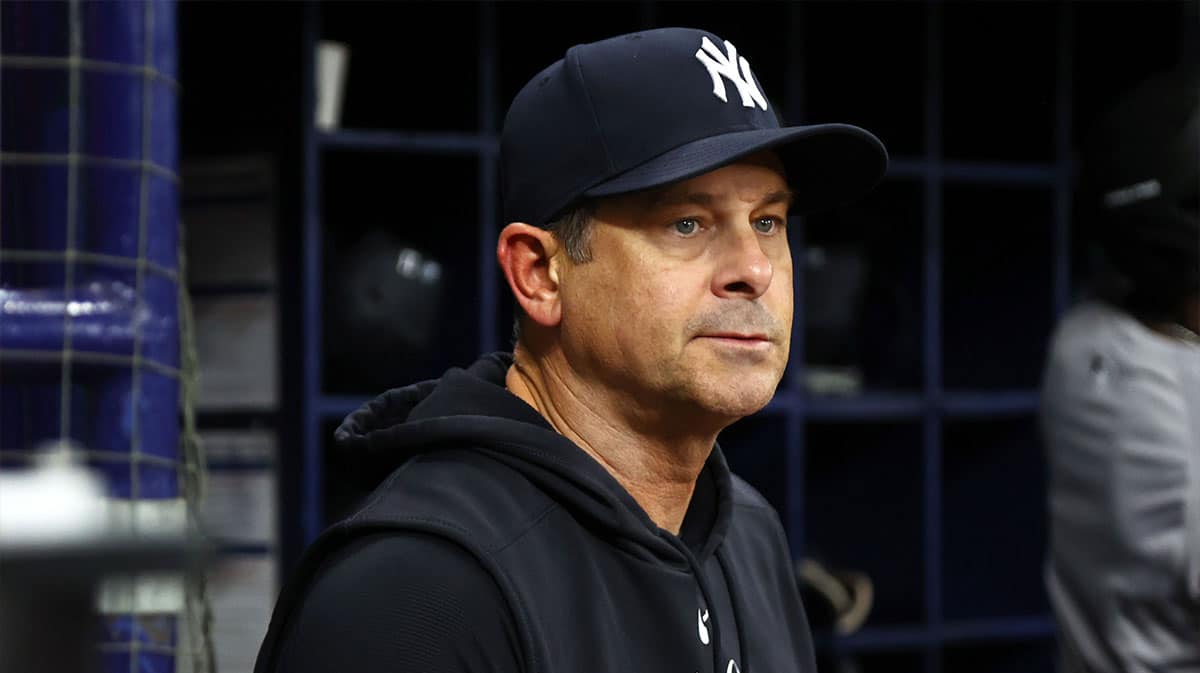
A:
278,533,522,673
277,467,725,672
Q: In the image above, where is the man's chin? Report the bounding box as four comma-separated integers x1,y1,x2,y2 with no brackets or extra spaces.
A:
691,376,780,419
709,393,775,419
665,352,786,419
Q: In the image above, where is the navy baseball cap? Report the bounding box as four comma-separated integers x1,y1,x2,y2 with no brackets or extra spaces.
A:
501,27,889,227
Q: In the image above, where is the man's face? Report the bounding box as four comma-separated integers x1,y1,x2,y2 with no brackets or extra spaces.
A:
557,151,793,423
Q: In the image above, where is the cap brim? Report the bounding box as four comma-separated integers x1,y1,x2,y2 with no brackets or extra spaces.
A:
583,123,888,216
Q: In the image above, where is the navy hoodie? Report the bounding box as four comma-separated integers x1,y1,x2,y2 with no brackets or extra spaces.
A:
255,353,816,673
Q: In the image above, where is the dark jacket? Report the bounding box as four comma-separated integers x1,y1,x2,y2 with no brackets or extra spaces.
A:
255,353,816,673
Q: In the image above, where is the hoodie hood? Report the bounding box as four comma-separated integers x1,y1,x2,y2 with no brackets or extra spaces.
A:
334,352,734,562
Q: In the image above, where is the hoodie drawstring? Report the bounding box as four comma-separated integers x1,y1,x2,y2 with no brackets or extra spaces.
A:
665,534,725,673
715,550,750,673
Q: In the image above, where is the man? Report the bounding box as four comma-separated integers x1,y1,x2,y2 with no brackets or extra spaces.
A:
256,27,885,673
1041,65,1200,673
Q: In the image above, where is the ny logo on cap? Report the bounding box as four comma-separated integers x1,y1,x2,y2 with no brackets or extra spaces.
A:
694,36,768,111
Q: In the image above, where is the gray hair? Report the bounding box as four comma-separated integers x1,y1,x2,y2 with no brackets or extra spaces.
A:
548,200,596,264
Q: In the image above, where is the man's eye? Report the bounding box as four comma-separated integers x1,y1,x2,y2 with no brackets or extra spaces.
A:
673,219,700,236
753,217,779,234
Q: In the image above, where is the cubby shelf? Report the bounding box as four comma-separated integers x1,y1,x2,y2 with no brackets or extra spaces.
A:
816,616,1055,653
319,128,498,156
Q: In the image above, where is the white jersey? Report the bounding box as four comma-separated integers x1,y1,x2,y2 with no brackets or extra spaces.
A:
1042,301,1200,672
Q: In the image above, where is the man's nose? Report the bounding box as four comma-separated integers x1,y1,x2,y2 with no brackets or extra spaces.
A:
712,224,773,299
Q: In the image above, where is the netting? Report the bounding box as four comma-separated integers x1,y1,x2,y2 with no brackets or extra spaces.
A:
0,1,214,672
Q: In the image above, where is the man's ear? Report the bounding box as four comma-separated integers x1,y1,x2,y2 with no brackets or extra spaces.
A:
497,223,563,328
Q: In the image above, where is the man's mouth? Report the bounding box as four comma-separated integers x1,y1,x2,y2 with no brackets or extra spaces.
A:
696,333,772,348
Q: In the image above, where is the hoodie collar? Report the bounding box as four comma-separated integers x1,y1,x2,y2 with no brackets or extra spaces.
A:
334,352,734,561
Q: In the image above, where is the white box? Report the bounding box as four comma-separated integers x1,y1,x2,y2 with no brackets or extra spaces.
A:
207,555,277,673
199,429,277,466
193,295,278,410
201,471,276,546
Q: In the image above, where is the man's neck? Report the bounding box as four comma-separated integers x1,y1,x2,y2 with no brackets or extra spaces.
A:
505,347,718,535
